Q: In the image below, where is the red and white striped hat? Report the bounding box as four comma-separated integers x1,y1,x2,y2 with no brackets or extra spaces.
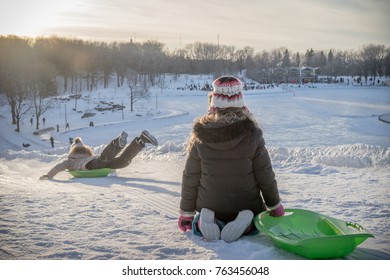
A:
209,76,247,112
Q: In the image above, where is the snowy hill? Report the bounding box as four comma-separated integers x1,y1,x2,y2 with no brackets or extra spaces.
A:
0,75,389,261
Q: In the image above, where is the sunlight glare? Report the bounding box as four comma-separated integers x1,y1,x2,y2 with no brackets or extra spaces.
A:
0,0,81,37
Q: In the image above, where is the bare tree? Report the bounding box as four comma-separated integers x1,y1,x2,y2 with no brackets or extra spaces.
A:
126,69,150,112
140,40,166,86
111,42,127,87
155,75,168,110
235,46,254,75
384,47,390,77
217,45,236,74
13,59,32,132
14,88,32,132
359,44,387,84
157,74,167,95
28,60,57,130
185,42,220,73
0,36,32,125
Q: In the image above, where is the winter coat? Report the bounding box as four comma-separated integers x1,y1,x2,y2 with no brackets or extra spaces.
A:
180,110,280,222
46,145,96,179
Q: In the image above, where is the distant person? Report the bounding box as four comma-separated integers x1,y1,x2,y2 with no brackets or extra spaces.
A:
50,136,54,148
66,122,70,130
178,76,284,243
42,117,46,126
39,131,158,180
56,124,59,132
30,117,33,126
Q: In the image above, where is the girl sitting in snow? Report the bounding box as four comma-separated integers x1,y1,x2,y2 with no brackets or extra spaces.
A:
178,76,284,243
39,130,158,180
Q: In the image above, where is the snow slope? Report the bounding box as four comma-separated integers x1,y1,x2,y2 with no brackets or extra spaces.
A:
0,76,389,260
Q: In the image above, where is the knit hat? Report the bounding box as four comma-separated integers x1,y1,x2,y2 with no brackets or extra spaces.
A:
71,137,84,148
209,76,247,112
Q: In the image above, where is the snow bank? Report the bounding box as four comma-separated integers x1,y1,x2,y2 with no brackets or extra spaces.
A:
1,149,67,163
269,144,390,169
1,142,389,171
155,141,186,154
146,142,390,170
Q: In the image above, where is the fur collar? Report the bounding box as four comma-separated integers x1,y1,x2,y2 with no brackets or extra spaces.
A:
69,145,94,158
193,118,260,144
186,114,262,153
186,110,262,153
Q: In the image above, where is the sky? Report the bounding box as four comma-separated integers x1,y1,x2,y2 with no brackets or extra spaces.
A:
1,0,389,52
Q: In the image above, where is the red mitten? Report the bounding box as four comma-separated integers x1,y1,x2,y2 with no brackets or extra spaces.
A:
270,204,285,217
178,215,194,232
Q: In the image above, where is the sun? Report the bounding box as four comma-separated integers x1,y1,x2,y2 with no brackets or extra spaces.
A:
0,0,81,37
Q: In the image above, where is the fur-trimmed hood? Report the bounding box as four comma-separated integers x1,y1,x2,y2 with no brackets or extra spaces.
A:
188,110,262,152
68,145,94,159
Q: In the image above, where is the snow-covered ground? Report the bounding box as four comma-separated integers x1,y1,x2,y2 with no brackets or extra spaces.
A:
0,75,389,261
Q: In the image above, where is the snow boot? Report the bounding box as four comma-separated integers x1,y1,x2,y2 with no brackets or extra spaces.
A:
118,131,128,148
220,210,254,243
199,208,220,241
112,131,128,148
139,130,158,146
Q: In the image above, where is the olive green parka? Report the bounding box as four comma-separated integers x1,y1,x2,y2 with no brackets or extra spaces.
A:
180,109,281,222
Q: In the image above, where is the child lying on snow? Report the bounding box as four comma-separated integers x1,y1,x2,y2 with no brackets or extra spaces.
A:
178,76,285,243
39,130,158,180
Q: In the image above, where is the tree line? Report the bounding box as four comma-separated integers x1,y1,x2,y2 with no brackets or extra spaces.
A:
0,35,389,132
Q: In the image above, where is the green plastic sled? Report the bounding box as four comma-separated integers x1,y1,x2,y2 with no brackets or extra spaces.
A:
254,208,374,259
68,168,113,178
